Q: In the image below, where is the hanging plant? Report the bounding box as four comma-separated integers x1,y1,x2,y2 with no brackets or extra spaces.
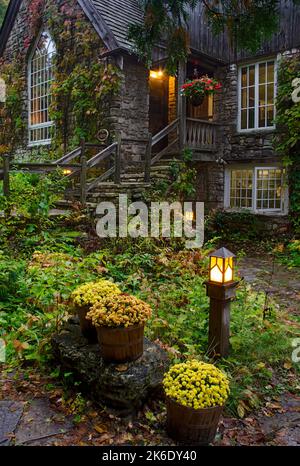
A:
181,76,222,106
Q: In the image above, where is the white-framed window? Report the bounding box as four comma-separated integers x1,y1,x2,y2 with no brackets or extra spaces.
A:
225,166,287,214
238,60,276,131
28,31,56,147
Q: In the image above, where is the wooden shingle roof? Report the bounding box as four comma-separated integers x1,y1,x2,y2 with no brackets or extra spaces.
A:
0,0,143,58
89,0,143,51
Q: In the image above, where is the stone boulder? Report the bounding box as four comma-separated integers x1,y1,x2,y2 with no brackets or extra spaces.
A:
51,319,169,415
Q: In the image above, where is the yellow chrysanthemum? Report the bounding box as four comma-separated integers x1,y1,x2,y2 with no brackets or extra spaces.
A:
71,280,121,307
163,360,230,409
87,293,152,328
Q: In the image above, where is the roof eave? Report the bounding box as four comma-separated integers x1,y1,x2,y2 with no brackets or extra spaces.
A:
76,0,120,51
0,0,22,58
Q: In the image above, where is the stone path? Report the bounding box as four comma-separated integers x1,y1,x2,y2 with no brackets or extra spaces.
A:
0,398,73,446
238,256,300,314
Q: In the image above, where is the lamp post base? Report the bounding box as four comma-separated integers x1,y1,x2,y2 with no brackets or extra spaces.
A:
205,281,238,358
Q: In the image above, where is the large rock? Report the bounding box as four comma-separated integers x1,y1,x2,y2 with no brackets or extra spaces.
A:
51,319,169,415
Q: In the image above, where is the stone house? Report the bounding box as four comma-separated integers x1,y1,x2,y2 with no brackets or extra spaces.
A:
0,0,299,223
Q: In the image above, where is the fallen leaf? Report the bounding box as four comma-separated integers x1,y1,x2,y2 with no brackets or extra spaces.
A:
115,364,128,372
94,424,108,434
13,340,29,352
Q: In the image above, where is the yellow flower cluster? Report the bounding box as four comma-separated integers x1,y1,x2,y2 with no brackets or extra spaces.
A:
163,360,230,409
71,280,121,307
87,293,152,328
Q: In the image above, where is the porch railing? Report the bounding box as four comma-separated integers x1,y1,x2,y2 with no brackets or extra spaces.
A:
186,118,219,151
144,118,179,182
1,137,122,205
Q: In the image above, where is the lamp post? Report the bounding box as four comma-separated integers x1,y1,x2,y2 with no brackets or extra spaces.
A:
206,247,238,358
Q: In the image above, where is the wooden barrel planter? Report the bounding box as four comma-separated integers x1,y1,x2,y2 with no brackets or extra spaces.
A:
166,397,223,445
96,324,144,363
76,305,98,344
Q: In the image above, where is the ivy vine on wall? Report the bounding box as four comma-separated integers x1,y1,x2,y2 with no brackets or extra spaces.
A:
274,54,300,233
0,0,122,157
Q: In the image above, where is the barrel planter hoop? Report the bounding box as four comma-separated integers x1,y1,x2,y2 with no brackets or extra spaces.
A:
166,397,223,445
76,305,97,343
96,324,144,363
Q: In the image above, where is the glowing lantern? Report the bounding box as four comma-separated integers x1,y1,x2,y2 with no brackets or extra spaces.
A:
150,70,164,79
208,247,235,284
63,169,72,175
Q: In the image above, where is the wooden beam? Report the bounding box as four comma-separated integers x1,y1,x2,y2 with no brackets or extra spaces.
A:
144,133,152,182
114,136,121,184
178,61,187,152
2,155,10,197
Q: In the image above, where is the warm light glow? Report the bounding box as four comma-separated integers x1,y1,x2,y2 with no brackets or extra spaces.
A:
209,249,235,284
150,70,164,79
184,211,194,221
63,169,72,175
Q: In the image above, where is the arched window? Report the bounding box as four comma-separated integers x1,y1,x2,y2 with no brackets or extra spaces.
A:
28,31,56,146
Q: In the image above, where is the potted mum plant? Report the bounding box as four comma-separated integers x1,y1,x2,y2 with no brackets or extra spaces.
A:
86,293,152,362
163,360,230,445
181,75,222,106
71,280,121,343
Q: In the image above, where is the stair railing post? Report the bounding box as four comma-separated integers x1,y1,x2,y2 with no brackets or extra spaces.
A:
80,139,87,206
178,60,187,153
114,136,121,184
144,133,152,183
2,154,10,198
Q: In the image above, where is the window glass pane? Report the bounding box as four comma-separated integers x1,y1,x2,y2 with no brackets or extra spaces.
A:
266,105,274,126
259,85,265,106
241,68,247,87
239,60,276,130
267,62,274,82
242,88,247,108
267,84,274,104
248,86,255,107
259,107,266,127
248,66,255,86
259,63,266,84
230,170,253,209
255,168,283,211
248,108,255,128
29,31,55,145
241,110,247,129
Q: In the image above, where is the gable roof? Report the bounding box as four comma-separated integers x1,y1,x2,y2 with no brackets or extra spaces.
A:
0,0,22,57
88,0,144,51
0,0,142,58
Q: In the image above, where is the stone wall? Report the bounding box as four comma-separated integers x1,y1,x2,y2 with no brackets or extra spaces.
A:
194,161,224,211
195,50,299,214
0,0,150,166
109,54,149,168
1,0,108,157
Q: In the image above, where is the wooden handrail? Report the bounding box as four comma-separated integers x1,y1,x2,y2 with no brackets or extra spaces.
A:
151,118,179,146
54,147,82,165
11,162,81,169
87,142,118,169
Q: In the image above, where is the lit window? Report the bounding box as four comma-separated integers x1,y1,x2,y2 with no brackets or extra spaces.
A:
230,169,253,209
239,61,276,131
255,167,283,211
28,31,56,146
227,167,285,213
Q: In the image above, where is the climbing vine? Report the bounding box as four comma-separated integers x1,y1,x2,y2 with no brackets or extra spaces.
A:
0,0,122,157
0,59,25,154
274,54,300,233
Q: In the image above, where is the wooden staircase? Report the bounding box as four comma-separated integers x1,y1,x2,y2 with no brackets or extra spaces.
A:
63,158,178,211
